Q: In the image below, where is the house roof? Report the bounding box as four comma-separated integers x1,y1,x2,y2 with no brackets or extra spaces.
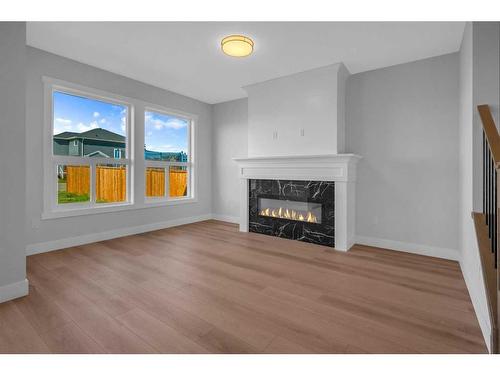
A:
85,150,109,158
54,128,125,143
53,131,79,139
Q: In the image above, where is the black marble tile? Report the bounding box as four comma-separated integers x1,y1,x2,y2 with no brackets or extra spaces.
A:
249,179,335,247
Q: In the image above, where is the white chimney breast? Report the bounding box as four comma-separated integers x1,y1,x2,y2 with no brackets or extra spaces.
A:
244,63,349,157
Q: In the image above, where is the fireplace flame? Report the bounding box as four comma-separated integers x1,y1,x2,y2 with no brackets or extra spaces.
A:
259,207,318,223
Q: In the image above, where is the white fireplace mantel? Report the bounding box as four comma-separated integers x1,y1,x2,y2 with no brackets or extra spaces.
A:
233,154,361,251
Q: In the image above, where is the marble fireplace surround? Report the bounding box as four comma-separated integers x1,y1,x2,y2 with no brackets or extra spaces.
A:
233,154,361,251
249,179,336,247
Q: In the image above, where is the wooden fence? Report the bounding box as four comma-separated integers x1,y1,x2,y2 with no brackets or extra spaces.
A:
66,165,187,202
169,168,188,197
146,168,165,197
96,165,127,202
145,168,188,197
66,166,90,195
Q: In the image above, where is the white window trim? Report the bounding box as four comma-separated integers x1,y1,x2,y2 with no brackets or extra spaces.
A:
42,76,198,220
144,106,195,205
43,77,133,219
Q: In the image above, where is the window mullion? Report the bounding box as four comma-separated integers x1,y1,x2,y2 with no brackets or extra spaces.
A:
165,165,170,200
52,162,58,211
90,159,96,206
53,156,89,166
187,165,192,198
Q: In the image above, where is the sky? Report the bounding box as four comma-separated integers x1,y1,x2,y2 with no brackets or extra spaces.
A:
53,91,188,154
144,111,188,153
53,91,127,137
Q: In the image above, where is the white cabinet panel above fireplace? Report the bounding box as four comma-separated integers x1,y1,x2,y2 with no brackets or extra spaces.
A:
244,63,349,158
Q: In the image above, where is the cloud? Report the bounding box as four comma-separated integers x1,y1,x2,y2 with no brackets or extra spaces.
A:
120,116,126,133
53,118,73,134
55,117,72,124
54,124,72,134
77,121,99,132
149,117,187,130
93,112,100,118
99,118,107,124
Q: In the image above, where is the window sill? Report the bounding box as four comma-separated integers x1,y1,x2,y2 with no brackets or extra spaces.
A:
42,202,135,220
41,197,196,220
144,197,197,207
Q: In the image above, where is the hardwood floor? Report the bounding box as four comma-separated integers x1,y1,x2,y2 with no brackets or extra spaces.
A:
0,220,487,353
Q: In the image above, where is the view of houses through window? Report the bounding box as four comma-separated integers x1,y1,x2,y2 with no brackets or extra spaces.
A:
52,89,191,208
144,110,190,199
53,91,129,205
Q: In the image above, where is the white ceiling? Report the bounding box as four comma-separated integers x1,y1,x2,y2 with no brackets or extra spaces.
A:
27,22,465,104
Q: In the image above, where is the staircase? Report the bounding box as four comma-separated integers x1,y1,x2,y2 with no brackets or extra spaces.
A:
473,104,500,354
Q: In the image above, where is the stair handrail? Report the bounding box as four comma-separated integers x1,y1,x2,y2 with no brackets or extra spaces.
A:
478,104,500,167
474,104,500,354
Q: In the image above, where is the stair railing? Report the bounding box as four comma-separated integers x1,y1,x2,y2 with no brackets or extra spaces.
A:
473,104,500,353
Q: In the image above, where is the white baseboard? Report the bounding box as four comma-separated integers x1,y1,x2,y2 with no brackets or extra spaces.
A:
355,235,459,261
26,213,212,256
211,214,239,224
460,259,492,353
0,278,28,304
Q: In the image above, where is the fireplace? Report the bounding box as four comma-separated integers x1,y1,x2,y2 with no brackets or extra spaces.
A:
249,179,335,247
233,154,360,251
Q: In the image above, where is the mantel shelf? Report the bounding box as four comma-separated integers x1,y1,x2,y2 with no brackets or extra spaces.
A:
233,153,361,183
233,153,362,163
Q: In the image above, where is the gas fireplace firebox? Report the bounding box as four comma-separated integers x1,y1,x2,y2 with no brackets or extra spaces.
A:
249,179,335,247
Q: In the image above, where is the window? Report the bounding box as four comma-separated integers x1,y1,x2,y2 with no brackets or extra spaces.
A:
144,110,192,200
47,84,131,212
43,77,196,219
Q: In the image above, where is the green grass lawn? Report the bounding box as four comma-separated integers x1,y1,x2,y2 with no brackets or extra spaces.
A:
58,191,90,204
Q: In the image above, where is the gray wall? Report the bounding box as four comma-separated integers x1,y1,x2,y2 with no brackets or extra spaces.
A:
212,98,248,221
26,47,213,247
212,53,461,257
0,23,27,295
347,53,460,254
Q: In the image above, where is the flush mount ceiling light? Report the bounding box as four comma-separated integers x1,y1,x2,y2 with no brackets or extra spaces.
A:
221,35,254,57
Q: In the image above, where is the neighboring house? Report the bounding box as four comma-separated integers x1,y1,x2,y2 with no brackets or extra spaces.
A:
53,128,187,161
53,128,126,159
